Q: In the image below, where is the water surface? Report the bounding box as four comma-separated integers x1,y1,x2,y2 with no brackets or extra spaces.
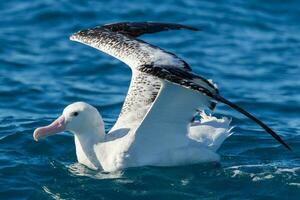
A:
1,0,300,199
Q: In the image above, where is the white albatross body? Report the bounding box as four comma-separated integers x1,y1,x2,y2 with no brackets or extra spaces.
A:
33,22,290,172
38,101,231,171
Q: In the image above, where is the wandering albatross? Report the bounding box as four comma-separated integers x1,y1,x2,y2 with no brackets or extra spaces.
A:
33,22,291,172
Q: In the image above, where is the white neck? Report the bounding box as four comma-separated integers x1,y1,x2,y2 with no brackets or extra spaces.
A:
73,127,105,170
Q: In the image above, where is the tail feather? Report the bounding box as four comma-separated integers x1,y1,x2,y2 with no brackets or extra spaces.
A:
189,112,233,151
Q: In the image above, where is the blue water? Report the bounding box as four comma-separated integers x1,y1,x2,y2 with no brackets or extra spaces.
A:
1,0,300,199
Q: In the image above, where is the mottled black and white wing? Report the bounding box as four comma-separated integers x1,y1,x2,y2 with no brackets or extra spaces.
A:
134,63,291,151
70,22,218,131
70,22,290,151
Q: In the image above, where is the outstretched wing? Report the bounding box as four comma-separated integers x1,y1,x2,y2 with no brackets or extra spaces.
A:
132,63,291,151
70,22,218,131
71,22,290,152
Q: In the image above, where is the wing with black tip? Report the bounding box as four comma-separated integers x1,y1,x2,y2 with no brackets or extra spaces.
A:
70,22,218,131
135,63,291,150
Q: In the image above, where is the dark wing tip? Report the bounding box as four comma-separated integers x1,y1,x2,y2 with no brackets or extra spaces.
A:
102,21,199,37
216,95,292,151
70,21,200,41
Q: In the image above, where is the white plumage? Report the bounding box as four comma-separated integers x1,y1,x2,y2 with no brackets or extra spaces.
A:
33,22,290,172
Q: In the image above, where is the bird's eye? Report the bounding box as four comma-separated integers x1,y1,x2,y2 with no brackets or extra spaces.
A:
72,112,79,117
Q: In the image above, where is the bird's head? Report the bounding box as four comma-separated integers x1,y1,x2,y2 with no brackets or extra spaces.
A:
33,102,104,141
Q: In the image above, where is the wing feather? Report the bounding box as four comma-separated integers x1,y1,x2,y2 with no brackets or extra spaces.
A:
70,21,290,151
137,64,291,150
70,22,218,131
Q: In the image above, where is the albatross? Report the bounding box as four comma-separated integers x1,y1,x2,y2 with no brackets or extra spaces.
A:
33,22,291,171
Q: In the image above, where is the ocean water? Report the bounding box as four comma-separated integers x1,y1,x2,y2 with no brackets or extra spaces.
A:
1,0,300,199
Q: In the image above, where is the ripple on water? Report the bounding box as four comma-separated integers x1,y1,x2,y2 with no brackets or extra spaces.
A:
0,0,300,199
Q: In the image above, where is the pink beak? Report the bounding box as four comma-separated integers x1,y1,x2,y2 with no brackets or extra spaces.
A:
33,115,66,141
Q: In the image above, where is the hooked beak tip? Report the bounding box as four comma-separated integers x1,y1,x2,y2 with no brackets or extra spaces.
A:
33,130,39,142
32,115,66,142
